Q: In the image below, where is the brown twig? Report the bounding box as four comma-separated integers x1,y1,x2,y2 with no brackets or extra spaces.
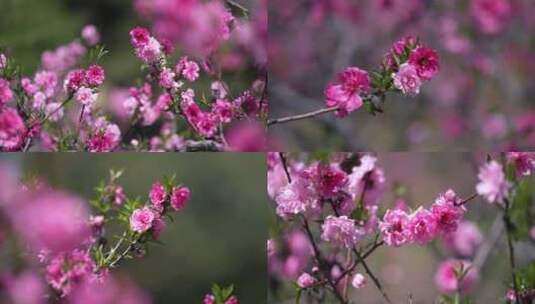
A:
268,106,339,126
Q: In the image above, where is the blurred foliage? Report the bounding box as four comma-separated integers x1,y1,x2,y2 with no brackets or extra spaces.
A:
510,179,535,241
1,153,268,303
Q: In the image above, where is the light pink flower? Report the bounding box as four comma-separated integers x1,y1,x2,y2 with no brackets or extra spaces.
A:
75,87,98,108
380,209,410,247
170,186,191,211
81,24,100,46
5,271,46,304
0,53,6,70
297,273,316,288
0,78,13,105
393,63,422,96
34,71,57,97
159,68,176,89
12,191,90,253
471,0,511,34
130,207,155,233
69,274,151,304
407,207,438,245
476,160,511,204
45,103,64,122
444,221,483,257
435,259,479,294
347,164,385,206
225,121,266,152
183,60,200,81
275,177,320,220
137,37,162,63
351,273,367,289
324,67,370,117
321,215,362,248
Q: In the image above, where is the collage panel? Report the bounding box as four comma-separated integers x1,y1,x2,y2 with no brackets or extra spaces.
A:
0,0,267,152
268,1,535,151
0,153,268,303
268,152,535,303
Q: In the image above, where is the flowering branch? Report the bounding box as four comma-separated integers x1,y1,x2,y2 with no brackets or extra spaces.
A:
268,36,439,126
269,152,535,303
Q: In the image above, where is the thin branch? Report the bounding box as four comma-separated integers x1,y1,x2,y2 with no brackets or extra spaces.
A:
279,152,292,183
352,248,393,304
301,216,347,304
504,198,521,304
180,140,223,152
268,106,339,126
455,192,479,207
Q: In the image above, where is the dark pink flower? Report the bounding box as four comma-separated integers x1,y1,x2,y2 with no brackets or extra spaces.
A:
203,294,216,304
170,186,191,211
0,108,27,151
407,207,438,245
46,249,96,296
431,190,465,234
379,209,410,247
325,67,370,117
225,296,239,304
130,27,151,48
149,182,167,211
65,69,87,92
507,152,535,177
408,46,440,81
85,65,105,87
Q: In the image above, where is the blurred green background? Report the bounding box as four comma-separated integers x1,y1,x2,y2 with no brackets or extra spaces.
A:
0,0,144,83
0,153,269,303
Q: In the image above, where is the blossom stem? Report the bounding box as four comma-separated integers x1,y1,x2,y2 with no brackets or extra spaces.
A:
39,94,73,125
267,106,339,126
352,248,392,304
225,0,249,17
278,152,292,183
455,193,478,207
301,215,347,304
503,198,521,304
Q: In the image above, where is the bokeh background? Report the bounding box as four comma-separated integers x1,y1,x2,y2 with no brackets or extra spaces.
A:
0,0,262,86
269,0,535,151
0,153,268,303
269,153,535,303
